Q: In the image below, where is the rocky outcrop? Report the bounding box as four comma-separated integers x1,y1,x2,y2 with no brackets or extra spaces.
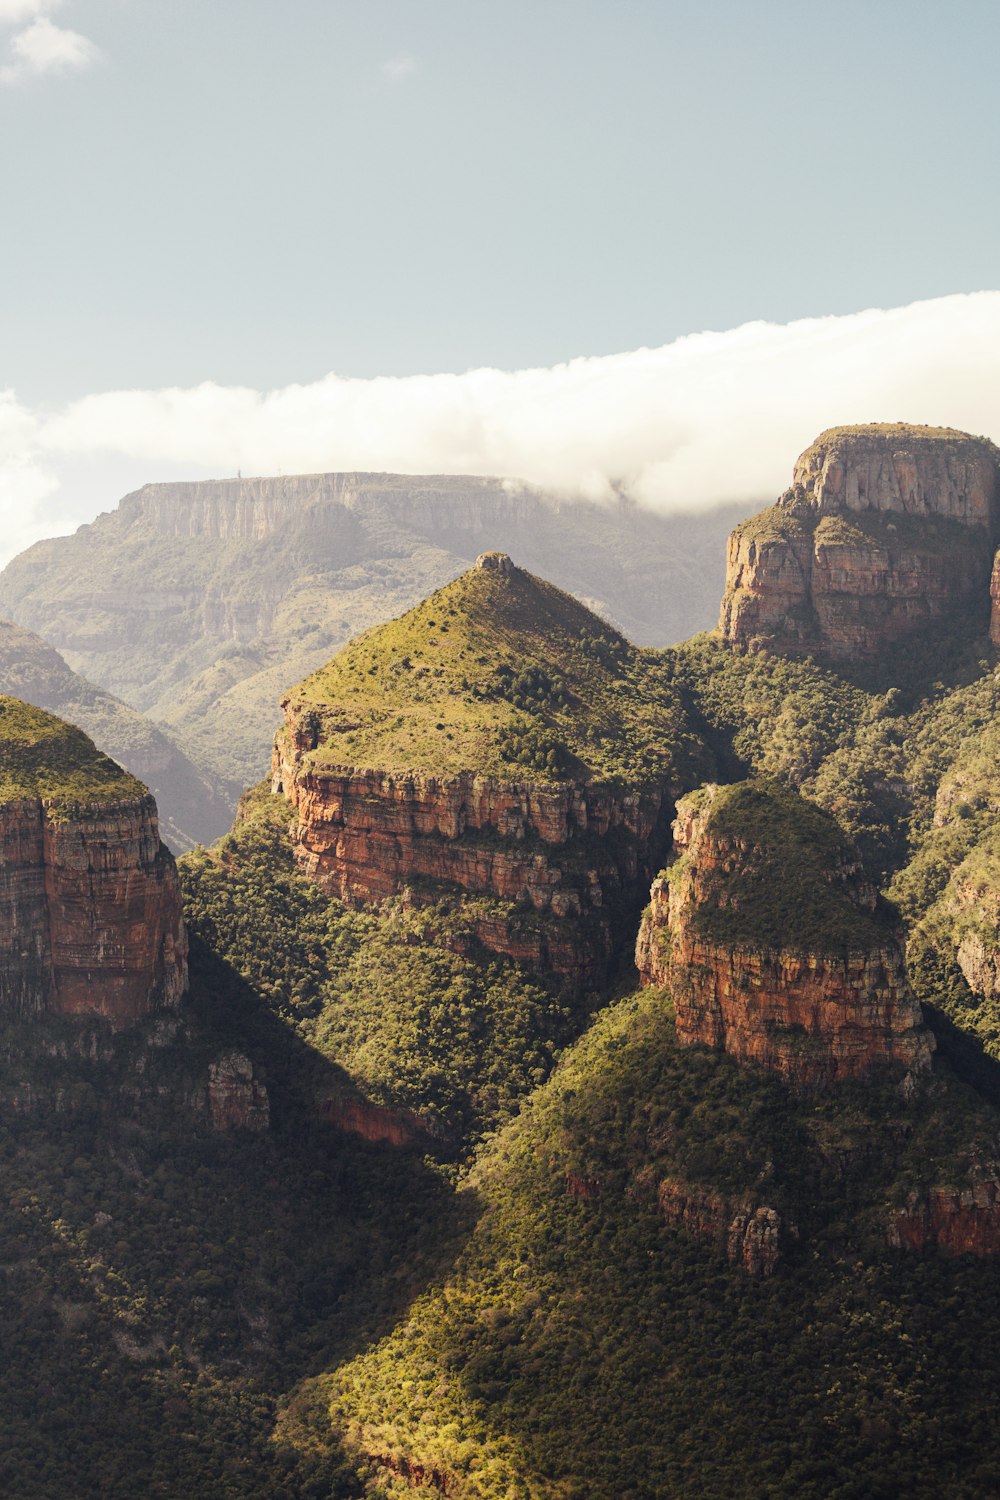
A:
318,1096,433,1148
0,793,187,1027
720,425,1000,659
888,1179,1000,1256
991,549,1000,647
207,1052,269,1131
658,1178,784,1276
114,473,546,545
273,737,667,985
365,1453,457,1496
636,784,933,1089
790,426,998,524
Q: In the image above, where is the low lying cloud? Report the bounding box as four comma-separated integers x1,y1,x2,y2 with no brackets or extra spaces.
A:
0,2,99,83
2,291,999,565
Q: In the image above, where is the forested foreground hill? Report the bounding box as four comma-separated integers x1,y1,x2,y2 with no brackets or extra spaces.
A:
284,985,1000,1500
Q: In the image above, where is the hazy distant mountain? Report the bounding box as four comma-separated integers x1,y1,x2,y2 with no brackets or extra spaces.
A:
0,616,233,851
0,472,744,802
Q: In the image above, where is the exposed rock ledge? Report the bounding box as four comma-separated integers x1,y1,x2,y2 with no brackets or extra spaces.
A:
636,783,933,1090
888,1179,1000,1257
719,425,1000,660
272,732,668,985
0,793,187,1027
658,1178,784,1277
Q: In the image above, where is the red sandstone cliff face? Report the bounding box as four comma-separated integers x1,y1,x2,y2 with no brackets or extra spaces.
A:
207,1052,270,1131
0,793,187,1027
888,1178,1000,1256
635,788,933,1089
272,726,667,984
719,426,1000,659
318,1096,434,1148
658,1178,784,1276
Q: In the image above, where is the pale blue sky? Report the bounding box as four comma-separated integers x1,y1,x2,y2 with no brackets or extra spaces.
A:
2,0,999,404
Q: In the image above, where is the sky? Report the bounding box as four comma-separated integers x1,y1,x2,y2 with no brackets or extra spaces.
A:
1,0,999,560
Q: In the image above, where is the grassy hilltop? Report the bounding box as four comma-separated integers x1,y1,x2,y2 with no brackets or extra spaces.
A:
0,695,145,811
286,558,703,787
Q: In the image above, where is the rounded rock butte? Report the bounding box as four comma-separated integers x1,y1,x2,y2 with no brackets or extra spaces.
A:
475,551,514,576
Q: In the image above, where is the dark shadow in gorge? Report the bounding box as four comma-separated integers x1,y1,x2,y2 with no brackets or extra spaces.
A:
0,936,482,1499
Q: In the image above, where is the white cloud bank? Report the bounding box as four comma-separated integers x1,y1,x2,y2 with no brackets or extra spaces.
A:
0,2,99,84
2,291,999,565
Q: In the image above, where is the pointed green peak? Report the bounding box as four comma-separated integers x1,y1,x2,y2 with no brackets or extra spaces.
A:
283,559,702,786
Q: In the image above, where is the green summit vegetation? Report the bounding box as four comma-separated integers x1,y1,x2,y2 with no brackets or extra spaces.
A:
668,779,893,953
284,562,705,788
801,421,995,452
0,695,145,813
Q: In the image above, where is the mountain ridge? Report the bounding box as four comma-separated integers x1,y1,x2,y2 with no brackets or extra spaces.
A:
0,473,742,805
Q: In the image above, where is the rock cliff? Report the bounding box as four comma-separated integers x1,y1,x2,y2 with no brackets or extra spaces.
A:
719,425,1000,659
0,469,737,810
273,758,666,982
207,1052,270,1130
271,556,699,984
636,781,933,1089
0,697,187,1026
658,1178,784,1276
888,1178,1000,1256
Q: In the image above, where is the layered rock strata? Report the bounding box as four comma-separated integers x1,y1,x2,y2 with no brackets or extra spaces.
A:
0,702,187,1026
658,1178,784,1277
636,784,933,1089
720,425,1000,659
887,1180,1000,1257
0,795,187,1026
273,750,666,984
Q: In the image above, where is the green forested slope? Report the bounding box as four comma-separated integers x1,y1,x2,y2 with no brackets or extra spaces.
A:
284,560,704,787
279,984,1000,1500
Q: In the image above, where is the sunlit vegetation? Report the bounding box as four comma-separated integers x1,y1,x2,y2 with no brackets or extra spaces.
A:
180,784,583,1146
287,986,1000,1500
0,694,144,810
284,565,706,787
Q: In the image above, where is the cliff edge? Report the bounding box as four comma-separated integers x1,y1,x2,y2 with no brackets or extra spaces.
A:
0,696,187,1025
271,555,705,983
636,781,933,1088
719,424,1000,659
